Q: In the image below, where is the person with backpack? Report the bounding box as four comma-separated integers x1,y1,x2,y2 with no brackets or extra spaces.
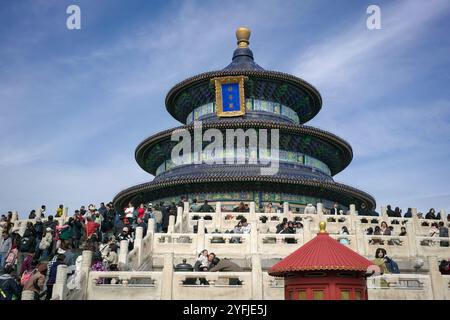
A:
0,265,21,300
17,228,36,275
71,212,84,249
372,248,400,274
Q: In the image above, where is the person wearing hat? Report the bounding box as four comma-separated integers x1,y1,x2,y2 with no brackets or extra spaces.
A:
116,227,134,251
22,263,47,300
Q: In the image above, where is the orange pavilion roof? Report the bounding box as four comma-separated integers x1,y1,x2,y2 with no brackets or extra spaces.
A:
268,230,373,276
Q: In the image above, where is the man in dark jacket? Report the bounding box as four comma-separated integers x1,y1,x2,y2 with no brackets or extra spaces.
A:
0,265,21,300
71,212,84,249
44,216,57,232
17,229,36,274
46,254,66,300
199,200,214,213
161,205,171,233
209,257,242,285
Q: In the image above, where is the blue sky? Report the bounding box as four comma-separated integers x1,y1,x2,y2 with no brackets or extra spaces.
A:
1,0,449,217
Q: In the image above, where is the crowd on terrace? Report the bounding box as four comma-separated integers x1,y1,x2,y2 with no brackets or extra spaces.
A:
0,199,449,300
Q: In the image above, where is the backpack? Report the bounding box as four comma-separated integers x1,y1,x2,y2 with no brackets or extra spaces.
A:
385,257,400,274
20,237,33,252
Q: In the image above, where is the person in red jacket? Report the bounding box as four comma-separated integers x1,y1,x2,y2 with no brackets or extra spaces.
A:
84,217,100,240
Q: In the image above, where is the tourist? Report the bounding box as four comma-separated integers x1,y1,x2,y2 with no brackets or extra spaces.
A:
359,203,371,216
91,253,107,284
84,217,100,240
137,203,146,220
329,202,339,215
372,248,389,274
366,227,374,235
17,227,36,274
380,221,391,235
304,204,316,215
393,207,402,218
190,199,201,212
153,204,163,232
386,205,395,217
399,227,407,236
404,208,413,218
0,232,12,270
22,263,47,300
338,226,350,245
438,222,449,247
44,215,57,233
104,243,118,270
425,208,437,220
40,205,47,218
39,227,53,260
125,202,134,220
276,218,289,233
209,257,242,285
56,205,64,218
0,265,21,300
79,205,87,217
28,210,36,220
199,200,214,213
264,202,275,213
45,253,66,300
276,202,284,213
240,218,251,234
136,217,147,236
178,196,187,208
3,240,18,271
278,222,293,234
98,202,108,219
294,222,303,233
71,212,84,249
195,249,209,271
370,226,383,245
117,227,134,251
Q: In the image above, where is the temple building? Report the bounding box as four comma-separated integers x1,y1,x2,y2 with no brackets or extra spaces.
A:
113,27,376,213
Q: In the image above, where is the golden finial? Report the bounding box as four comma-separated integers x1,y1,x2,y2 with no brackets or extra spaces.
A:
319,221,327,233
236,27,251,48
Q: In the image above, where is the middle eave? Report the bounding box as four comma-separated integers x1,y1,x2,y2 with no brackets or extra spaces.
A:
135,119,353,176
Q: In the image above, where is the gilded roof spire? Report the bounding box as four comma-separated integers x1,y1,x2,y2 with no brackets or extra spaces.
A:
319,221,327,233
236,27,251,48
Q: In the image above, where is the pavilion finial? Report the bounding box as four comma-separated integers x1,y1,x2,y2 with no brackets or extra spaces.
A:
236,27,251,48
319,221,327,233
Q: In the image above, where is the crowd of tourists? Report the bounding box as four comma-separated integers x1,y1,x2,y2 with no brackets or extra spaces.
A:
1,199,449,300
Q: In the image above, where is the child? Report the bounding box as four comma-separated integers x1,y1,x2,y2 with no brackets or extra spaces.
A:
196,249,209,271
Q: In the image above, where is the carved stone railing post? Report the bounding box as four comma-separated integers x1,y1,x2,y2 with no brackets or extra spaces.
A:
215,202,221,214
428,256,445,299
81,250,93,299
349,204,356,215
283,202,289,215
161,253,174,300
147,218,155,236
11,211,18,222
412,208,420,233
251,254,263,299
63,207,69,223
406,220,417,257
183,201,190,213
381,206,388,220
354,222,366,256
168,215,175,234
119,240,129,270
196,218,206,253
440,209,446,224
134,226,144,266
303,218,312,242
176,206,183,233
52,264,68,300
250,224,258,254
